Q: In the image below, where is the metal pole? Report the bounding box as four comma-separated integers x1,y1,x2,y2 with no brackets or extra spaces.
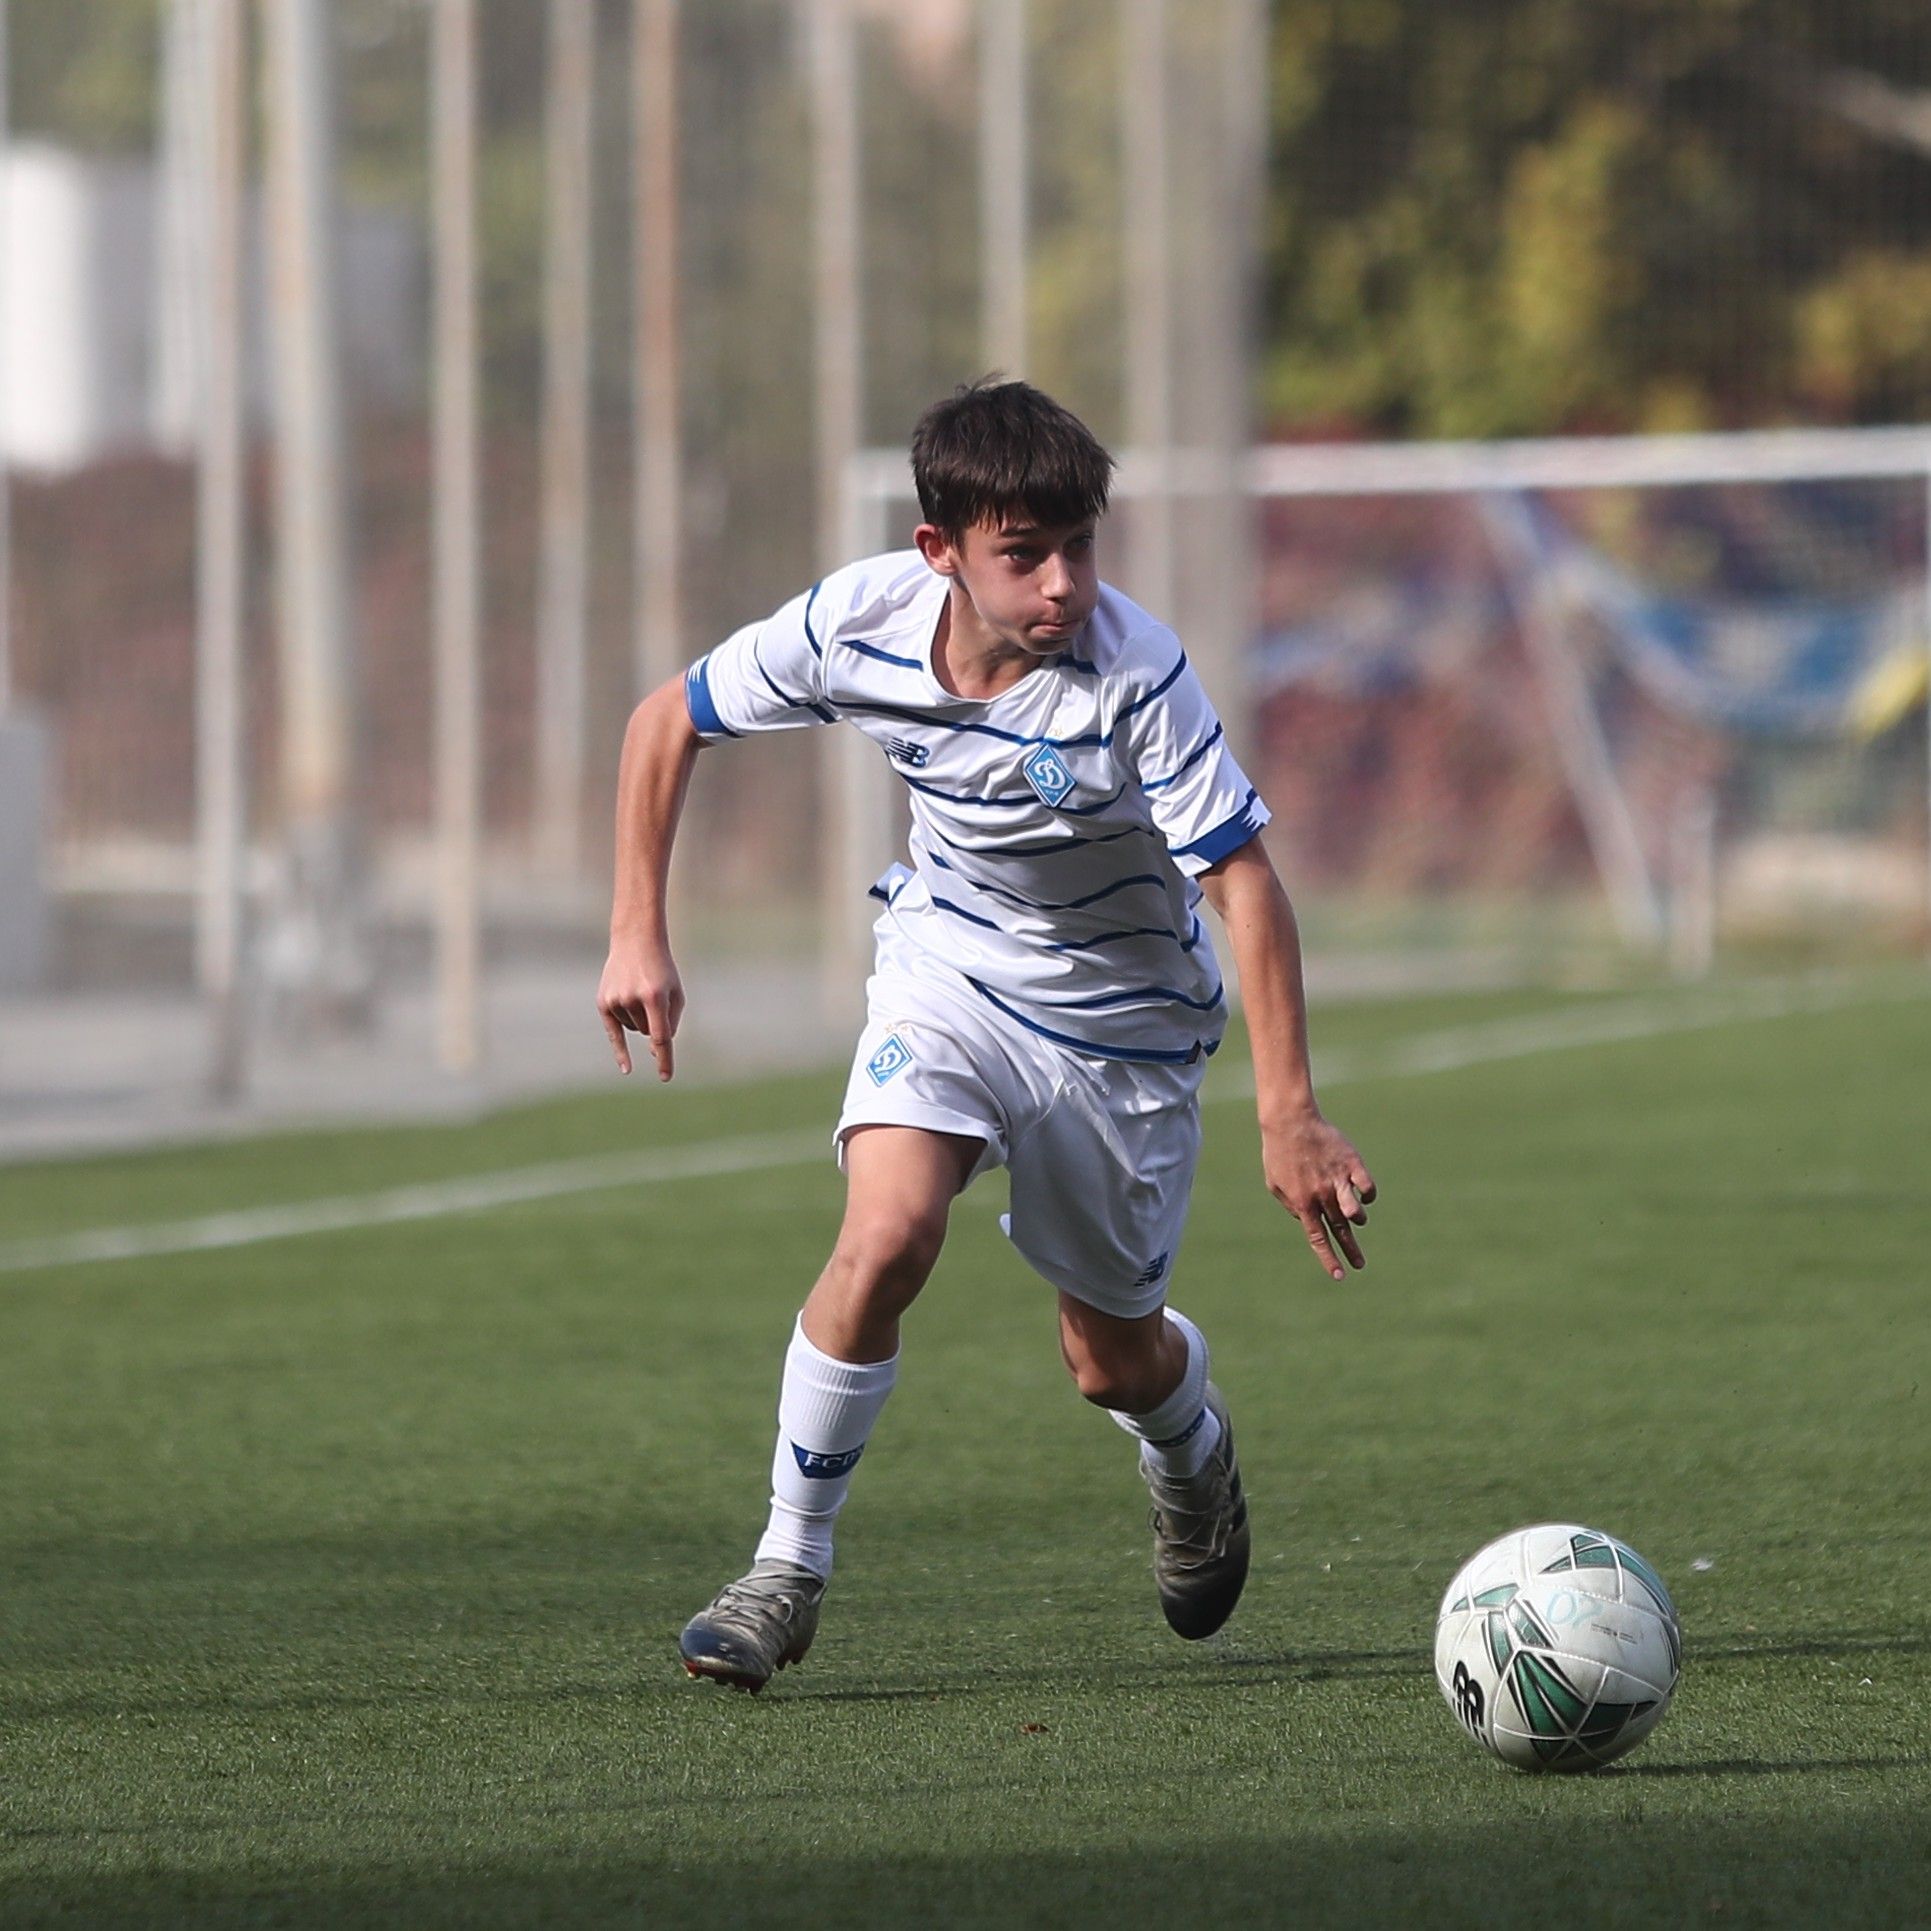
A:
261,0,366,1017
196,0,249,1099
1923,468,1931,957
535,0,594,872
633,0,682,700
1122,0,1174,621
813,0,862,575
0,0,11,710
979,0,1028,377
1206,0,1268,765
813,0,888,1015
155,0,214,455
432,0,481,1073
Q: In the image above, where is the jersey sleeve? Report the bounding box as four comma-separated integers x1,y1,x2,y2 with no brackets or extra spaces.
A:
1120,639,1271,875
683,584,836,741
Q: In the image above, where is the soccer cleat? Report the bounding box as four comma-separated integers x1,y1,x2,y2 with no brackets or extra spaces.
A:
678,1560,826,1693
1142,1382,1250,1640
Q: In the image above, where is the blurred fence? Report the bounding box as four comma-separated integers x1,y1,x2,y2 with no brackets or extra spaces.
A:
0,0,1262,1111
2,0,1929,1146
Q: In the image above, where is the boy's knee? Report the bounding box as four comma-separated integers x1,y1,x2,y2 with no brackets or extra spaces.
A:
830,1206,948,1305
1061,1313,1179,1414
1071,1359,1146,1412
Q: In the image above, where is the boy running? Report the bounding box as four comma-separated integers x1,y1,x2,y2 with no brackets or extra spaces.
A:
599,380,1374,1690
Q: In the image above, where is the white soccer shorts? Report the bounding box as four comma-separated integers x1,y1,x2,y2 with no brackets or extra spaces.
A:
834,954,1205,1321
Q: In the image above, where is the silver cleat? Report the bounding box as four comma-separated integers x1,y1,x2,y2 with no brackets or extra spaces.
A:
678,1560,826,1692
1142,1382,1250,1640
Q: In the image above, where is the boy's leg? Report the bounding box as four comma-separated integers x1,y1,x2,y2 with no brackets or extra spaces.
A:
759,1124,982,1566
1003,1051,1248,1638
679,1124,982,1691
1057,1293,1249,1640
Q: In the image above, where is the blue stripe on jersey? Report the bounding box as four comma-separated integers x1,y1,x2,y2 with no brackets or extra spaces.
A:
927,821,1146,860
1142,722,1224,794
1044,915,1204,956
839,698,1108,750
904,773,1127,816
1047,975,1226,1014
684,657,738,738
1044,783,1129,818
928,893,1005,934
964,976,1217,1064
837,651,1186,749
903,774,1037,809
802,581,824,657
931,887,1197,956
927,846,1165,911
752,640,836,721
1174,789,1264,864
1112,650,1188,726
845,638,925,671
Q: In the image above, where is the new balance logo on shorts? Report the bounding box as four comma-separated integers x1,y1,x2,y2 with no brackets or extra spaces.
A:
791,1442,865,1480
1022,742,1076,808
1132,1251,1171,1290
867,1033,911,1085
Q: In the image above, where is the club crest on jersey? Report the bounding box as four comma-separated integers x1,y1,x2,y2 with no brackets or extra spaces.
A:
791,1442,865,1480
867,1033,912,1085
884,736,930,768
1023,742,1076,808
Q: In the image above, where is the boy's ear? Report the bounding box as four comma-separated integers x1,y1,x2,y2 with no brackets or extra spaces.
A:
914,522,961,577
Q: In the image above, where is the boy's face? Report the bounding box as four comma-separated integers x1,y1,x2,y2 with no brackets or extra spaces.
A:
919,513,1101,656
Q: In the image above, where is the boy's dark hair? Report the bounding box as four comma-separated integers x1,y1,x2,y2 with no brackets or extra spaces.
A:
910,378,1114,540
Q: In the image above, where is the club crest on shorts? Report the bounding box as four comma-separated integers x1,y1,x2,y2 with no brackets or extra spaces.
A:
1023,742,1076,808
867,1033,912,1085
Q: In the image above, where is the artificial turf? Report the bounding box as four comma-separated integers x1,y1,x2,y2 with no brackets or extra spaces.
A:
2,974,1928,1926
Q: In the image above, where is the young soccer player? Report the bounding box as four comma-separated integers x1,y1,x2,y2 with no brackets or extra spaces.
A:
599,380,1374,1691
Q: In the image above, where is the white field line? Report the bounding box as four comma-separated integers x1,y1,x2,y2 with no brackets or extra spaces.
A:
0,1130,827,1277
0,973,1916,1277
1207,968,1917,1101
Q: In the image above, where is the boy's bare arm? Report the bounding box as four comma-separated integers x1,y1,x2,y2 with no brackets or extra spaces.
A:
1199,836,1376,1281
598,675,705,1081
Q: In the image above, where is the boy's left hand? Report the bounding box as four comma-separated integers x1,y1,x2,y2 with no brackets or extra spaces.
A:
1259,1112,1376,1282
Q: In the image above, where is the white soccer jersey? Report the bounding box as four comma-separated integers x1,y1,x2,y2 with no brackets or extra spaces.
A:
684,549,1269,1064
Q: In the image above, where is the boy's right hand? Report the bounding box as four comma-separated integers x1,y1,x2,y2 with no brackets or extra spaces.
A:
597,935,684,1081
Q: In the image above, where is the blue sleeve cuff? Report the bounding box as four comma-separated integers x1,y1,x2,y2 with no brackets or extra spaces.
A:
684,657,737,740
1173,788,1266,867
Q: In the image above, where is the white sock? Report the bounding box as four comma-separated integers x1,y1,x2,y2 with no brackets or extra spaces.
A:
1109,1307,1221,1479
753,1314,898,1580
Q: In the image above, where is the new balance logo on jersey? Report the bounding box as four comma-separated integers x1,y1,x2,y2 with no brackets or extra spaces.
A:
1023,742,1076,807
791,1442,865,1480
867,1033,912,1085
1132,1251,1170,1290
885,736,930,768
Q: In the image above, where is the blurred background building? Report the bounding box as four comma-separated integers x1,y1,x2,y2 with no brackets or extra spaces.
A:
0,0,1926,1149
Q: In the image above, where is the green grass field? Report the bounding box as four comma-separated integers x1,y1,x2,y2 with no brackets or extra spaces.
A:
3,973,1928,1926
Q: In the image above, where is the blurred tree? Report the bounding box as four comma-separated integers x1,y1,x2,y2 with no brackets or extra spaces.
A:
1264,0,1931,435
9,0,160,151
11,0,1931,443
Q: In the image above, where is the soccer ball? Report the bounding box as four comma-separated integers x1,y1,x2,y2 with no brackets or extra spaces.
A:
1434,1523,1681,1772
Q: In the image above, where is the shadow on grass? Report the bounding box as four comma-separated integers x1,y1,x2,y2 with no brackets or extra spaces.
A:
5,1813,1929,1929
1605,1755,1922,1778
10,1626,1931,1727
